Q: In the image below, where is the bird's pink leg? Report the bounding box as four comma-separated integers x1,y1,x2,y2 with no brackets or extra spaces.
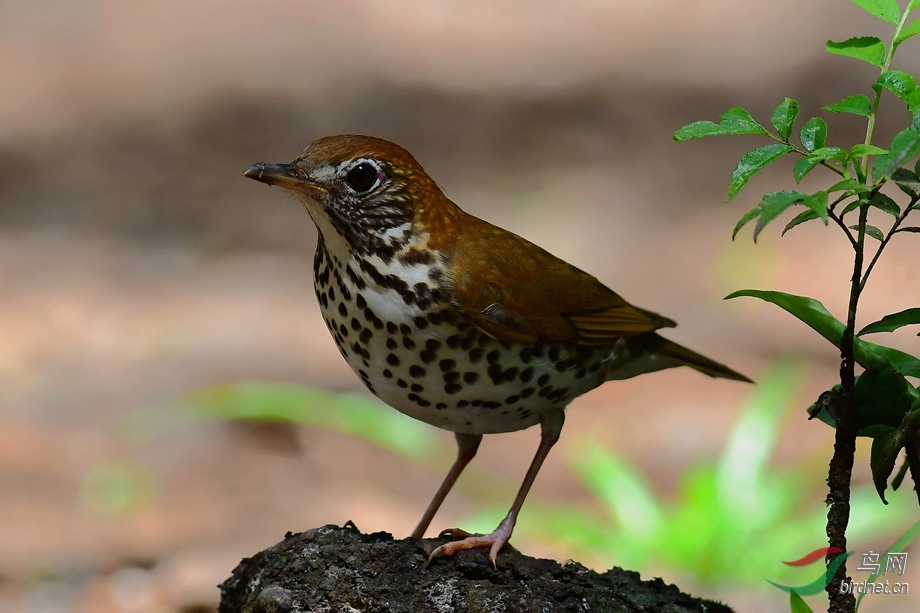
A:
411,432,482,539
426,409,565,568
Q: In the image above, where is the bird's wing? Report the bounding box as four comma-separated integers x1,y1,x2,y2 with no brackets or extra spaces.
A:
447,217,675,345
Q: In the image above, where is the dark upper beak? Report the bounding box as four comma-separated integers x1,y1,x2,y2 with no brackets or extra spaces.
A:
244,163,300,187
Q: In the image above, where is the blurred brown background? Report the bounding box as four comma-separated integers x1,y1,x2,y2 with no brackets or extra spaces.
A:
2,1,920,612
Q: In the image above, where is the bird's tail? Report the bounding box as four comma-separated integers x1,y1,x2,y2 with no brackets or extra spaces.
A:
637,333,753,383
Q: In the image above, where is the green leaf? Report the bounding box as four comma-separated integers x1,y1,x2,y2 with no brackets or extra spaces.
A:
789,592,815,613
732,207,761,240
850,223,885,240
782,209,819,235
728,144,795,201
826,36,886,68
897,18,920,45
892,167,920,197
850,144,889,157
674,107,769,141
849,0,900,24
859,308,920,335
875,127,920,179
802,190,829,224
870,192,901,216
794,156,822,182
823,94,873,117
809,146,847,161
863,341,920,378
897,226,920,233
852,364,915,429
752,190,806,240
827,179,872,194
871,427,900,502
841,198,865,216
910,0,920,11
876,70,920,113
771,98,800,141
800,118,828,152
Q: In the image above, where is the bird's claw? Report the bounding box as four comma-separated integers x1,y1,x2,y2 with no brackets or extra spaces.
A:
425,519,515,569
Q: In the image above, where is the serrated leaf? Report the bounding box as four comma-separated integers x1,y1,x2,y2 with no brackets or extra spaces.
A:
727,144,794,201
870,192,901,216
674,107,769,141
783,209,820,235
827,36,886,68
732,207,761,240
802,191,829,224
895,17,920,45
800,118,828,152
823,94,873,117
875,127,920,179
851,223,885,240
876,70,920,113
859,308,920,335
892,167,920,197
771,98,800,141
827,178,872,193
850,144,889,157
752,190,806,241
793,156,822,183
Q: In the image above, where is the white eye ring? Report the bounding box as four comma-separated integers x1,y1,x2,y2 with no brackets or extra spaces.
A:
344,159,385,194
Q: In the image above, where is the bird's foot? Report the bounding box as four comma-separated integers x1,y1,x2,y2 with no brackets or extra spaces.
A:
425,516,515,568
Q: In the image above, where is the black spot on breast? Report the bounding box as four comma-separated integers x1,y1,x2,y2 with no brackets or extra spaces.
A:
444,371,460,383
505,394,520,404
520,387,535,398
359,328,373,343
338,303,348,317
436,402,447,410
409,365,426,378
576,368,587,379
386,322,398,334
400,323,412,335
519,347,532,363
339,323,349,337
356,294,367,309
548,347,561,361
383,369,393,378
445,383,462,394
446,335,461,349
403,337,416,350
328,287,336,302
486,350,501,364
351,318,361,331
487,364,504,385
420,350,436,364
519,368,534,383
427,311,443,326
503,367,518,382
464,372,479,384
483,401,501,409
387,353,401,366
426,339,441,352
471,399,482,407
386,338,398,350
438,358,455,372
411,383,424,393
457,400,469,408
413,316,429,330
468,348,484,363
532,344,545,358
538,373,551,386
397,379,408,388
429,268,443,281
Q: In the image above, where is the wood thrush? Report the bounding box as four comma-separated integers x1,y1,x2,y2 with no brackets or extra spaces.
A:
244,135,751,567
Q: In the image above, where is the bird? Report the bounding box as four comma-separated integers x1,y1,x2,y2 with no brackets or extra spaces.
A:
244,135,751,567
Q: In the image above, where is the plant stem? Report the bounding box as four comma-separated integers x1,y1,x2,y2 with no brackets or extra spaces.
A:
826,199,869,612
861,194,920,291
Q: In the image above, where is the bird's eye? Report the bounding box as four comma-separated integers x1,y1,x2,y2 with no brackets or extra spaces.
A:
345,162,381,193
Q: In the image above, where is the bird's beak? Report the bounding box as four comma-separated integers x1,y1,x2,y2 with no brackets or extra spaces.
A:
243,163,326,197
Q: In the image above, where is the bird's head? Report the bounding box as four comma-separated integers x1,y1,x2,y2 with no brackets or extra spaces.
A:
245,135,446,251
